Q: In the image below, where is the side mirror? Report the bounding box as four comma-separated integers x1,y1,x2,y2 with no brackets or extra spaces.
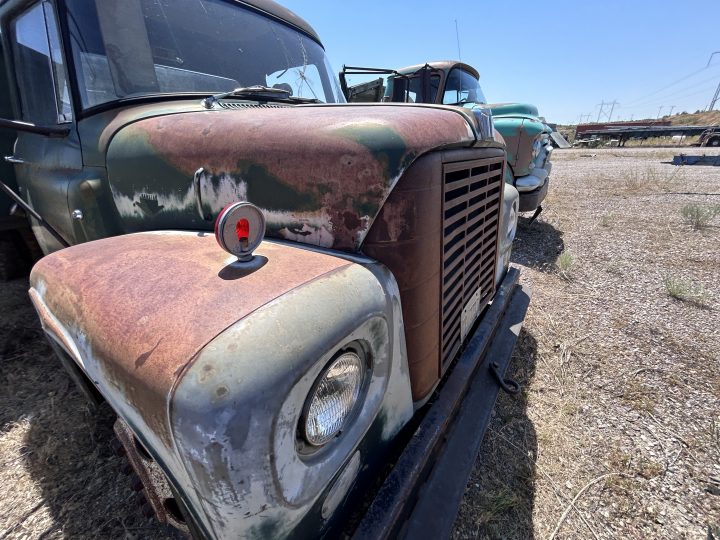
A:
0,117,69,138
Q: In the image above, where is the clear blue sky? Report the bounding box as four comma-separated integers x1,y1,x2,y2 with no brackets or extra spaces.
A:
282,0,720,124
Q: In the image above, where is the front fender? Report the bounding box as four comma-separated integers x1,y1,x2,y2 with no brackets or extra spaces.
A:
493,116,547,176
29,231,413,539
170,259,413,539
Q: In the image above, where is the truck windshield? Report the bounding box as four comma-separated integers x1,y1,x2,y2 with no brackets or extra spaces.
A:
441,69,486,106
64,0,345,109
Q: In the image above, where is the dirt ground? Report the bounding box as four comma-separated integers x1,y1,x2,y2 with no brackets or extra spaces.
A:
1,147,719,539
453,148,720,539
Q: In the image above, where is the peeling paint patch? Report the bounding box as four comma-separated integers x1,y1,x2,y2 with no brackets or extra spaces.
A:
106,105,476,250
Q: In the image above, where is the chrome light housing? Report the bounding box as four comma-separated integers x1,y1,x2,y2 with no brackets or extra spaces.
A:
506,199,518,242
531,137,543,162
302,350,366,446
471,107,495,140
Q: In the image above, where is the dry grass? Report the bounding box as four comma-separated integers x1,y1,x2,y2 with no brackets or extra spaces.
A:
555,251,574,280
680,203,720,230
0,283,184,539
663,275,709,306
621,135,701,148
454,147,720,540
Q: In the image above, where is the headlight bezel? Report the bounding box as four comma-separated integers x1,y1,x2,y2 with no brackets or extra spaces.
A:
507,200,518,242
297,341,373,454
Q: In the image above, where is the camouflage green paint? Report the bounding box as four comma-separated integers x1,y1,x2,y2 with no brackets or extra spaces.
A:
105,104,476,250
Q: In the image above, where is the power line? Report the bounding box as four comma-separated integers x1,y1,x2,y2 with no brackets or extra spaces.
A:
637,72,720,102
622,56,720,107
621,84,718,113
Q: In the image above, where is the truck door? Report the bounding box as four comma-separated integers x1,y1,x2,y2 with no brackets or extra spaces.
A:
6,1,82,254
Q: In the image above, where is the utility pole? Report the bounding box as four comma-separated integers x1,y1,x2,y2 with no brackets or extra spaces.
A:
656,105,663,119
667,105,676,116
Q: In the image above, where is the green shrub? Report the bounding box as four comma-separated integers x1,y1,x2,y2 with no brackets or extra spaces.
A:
680,204,720,230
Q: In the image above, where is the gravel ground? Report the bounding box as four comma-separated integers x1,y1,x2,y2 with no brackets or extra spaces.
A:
453,147,720,539
1,147,719,539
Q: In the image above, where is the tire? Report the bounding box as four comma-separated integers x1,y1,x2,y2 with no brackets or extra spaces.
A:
708,137,720,147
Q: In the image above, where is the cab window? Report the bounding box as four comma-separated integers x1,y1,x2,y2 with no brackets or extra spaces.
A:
442,69,486,106
10,1,73,124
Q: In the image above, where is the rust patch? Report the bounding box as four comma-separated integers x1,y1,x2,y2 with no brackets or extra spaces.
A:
106,105,476,250
30,233,351,443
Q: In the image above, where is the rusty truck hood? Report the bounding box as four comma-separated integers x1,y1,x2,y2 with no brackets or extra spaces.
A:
29,232,351,442
104,104,476,250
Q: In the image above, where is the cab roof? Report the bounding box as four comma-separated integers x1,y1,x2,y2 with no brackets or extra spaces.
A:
242,0,322,45
396,61,480,80
0,0,323,47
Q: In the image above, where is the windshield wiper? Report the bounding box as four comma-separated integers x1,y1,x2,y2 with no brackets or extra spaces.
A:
202,85,318,108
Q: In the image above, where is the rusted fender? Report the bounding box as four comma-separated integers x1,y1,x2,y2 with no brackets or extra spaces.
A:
29,231,414,539
105,105,477,250
28,232,351,444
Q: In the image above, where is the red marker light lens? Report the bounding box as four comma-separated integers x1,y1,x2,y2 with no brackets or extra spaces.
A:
236,218,250,247
215,202,265,260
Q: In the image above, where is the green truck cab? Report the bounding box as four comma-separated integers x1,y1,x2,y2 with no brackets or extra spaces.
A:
1,1,529,538
341,61,554,217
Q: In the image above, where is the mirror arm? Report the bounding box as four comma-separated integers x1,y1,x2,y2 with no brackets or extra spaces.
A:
0,118,70,138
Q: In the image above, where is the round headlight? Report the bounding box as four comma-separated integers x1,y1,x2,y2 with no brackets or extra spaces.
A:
303,352,365,446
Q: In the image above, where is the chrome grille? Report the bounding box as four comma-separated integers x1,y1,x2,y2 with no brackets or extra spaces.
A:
441,156,504,370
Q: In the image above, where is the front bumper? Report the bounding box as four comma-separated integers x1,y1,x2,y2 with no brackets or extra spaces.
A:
353,267,530,539
517,177,549,212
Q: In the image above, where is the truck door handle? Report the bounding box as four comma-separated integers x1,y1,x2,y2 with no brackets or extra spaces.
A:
4,155,24,164
193,167,212,221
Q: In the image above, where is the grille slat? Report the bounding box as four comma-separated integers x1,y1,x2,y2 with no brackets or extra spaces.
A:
440,156,504,371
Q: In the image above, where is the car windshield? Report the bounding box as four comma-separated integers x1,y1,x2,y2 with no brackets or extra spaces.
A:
442,69,486,106
64,0,345,109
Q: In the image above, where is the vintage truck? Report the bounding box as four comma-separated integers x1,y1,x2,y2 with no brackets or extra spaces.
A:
0,0,529,538
0,71,40,279
341,62,554,220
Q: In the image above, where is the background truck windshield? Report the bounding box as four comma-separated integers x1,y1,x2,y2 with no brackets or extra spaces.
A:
65,0,344,109
442,68,486,106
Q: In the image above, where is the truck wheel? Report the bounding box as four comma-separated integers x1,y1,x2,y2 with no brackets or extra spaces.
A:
0,239,22,281
708,137,720,147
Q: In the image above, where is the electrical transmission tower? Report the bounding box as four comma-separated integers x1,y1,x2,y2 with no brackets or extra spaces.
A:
707,52,720,111
596,100,619,123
